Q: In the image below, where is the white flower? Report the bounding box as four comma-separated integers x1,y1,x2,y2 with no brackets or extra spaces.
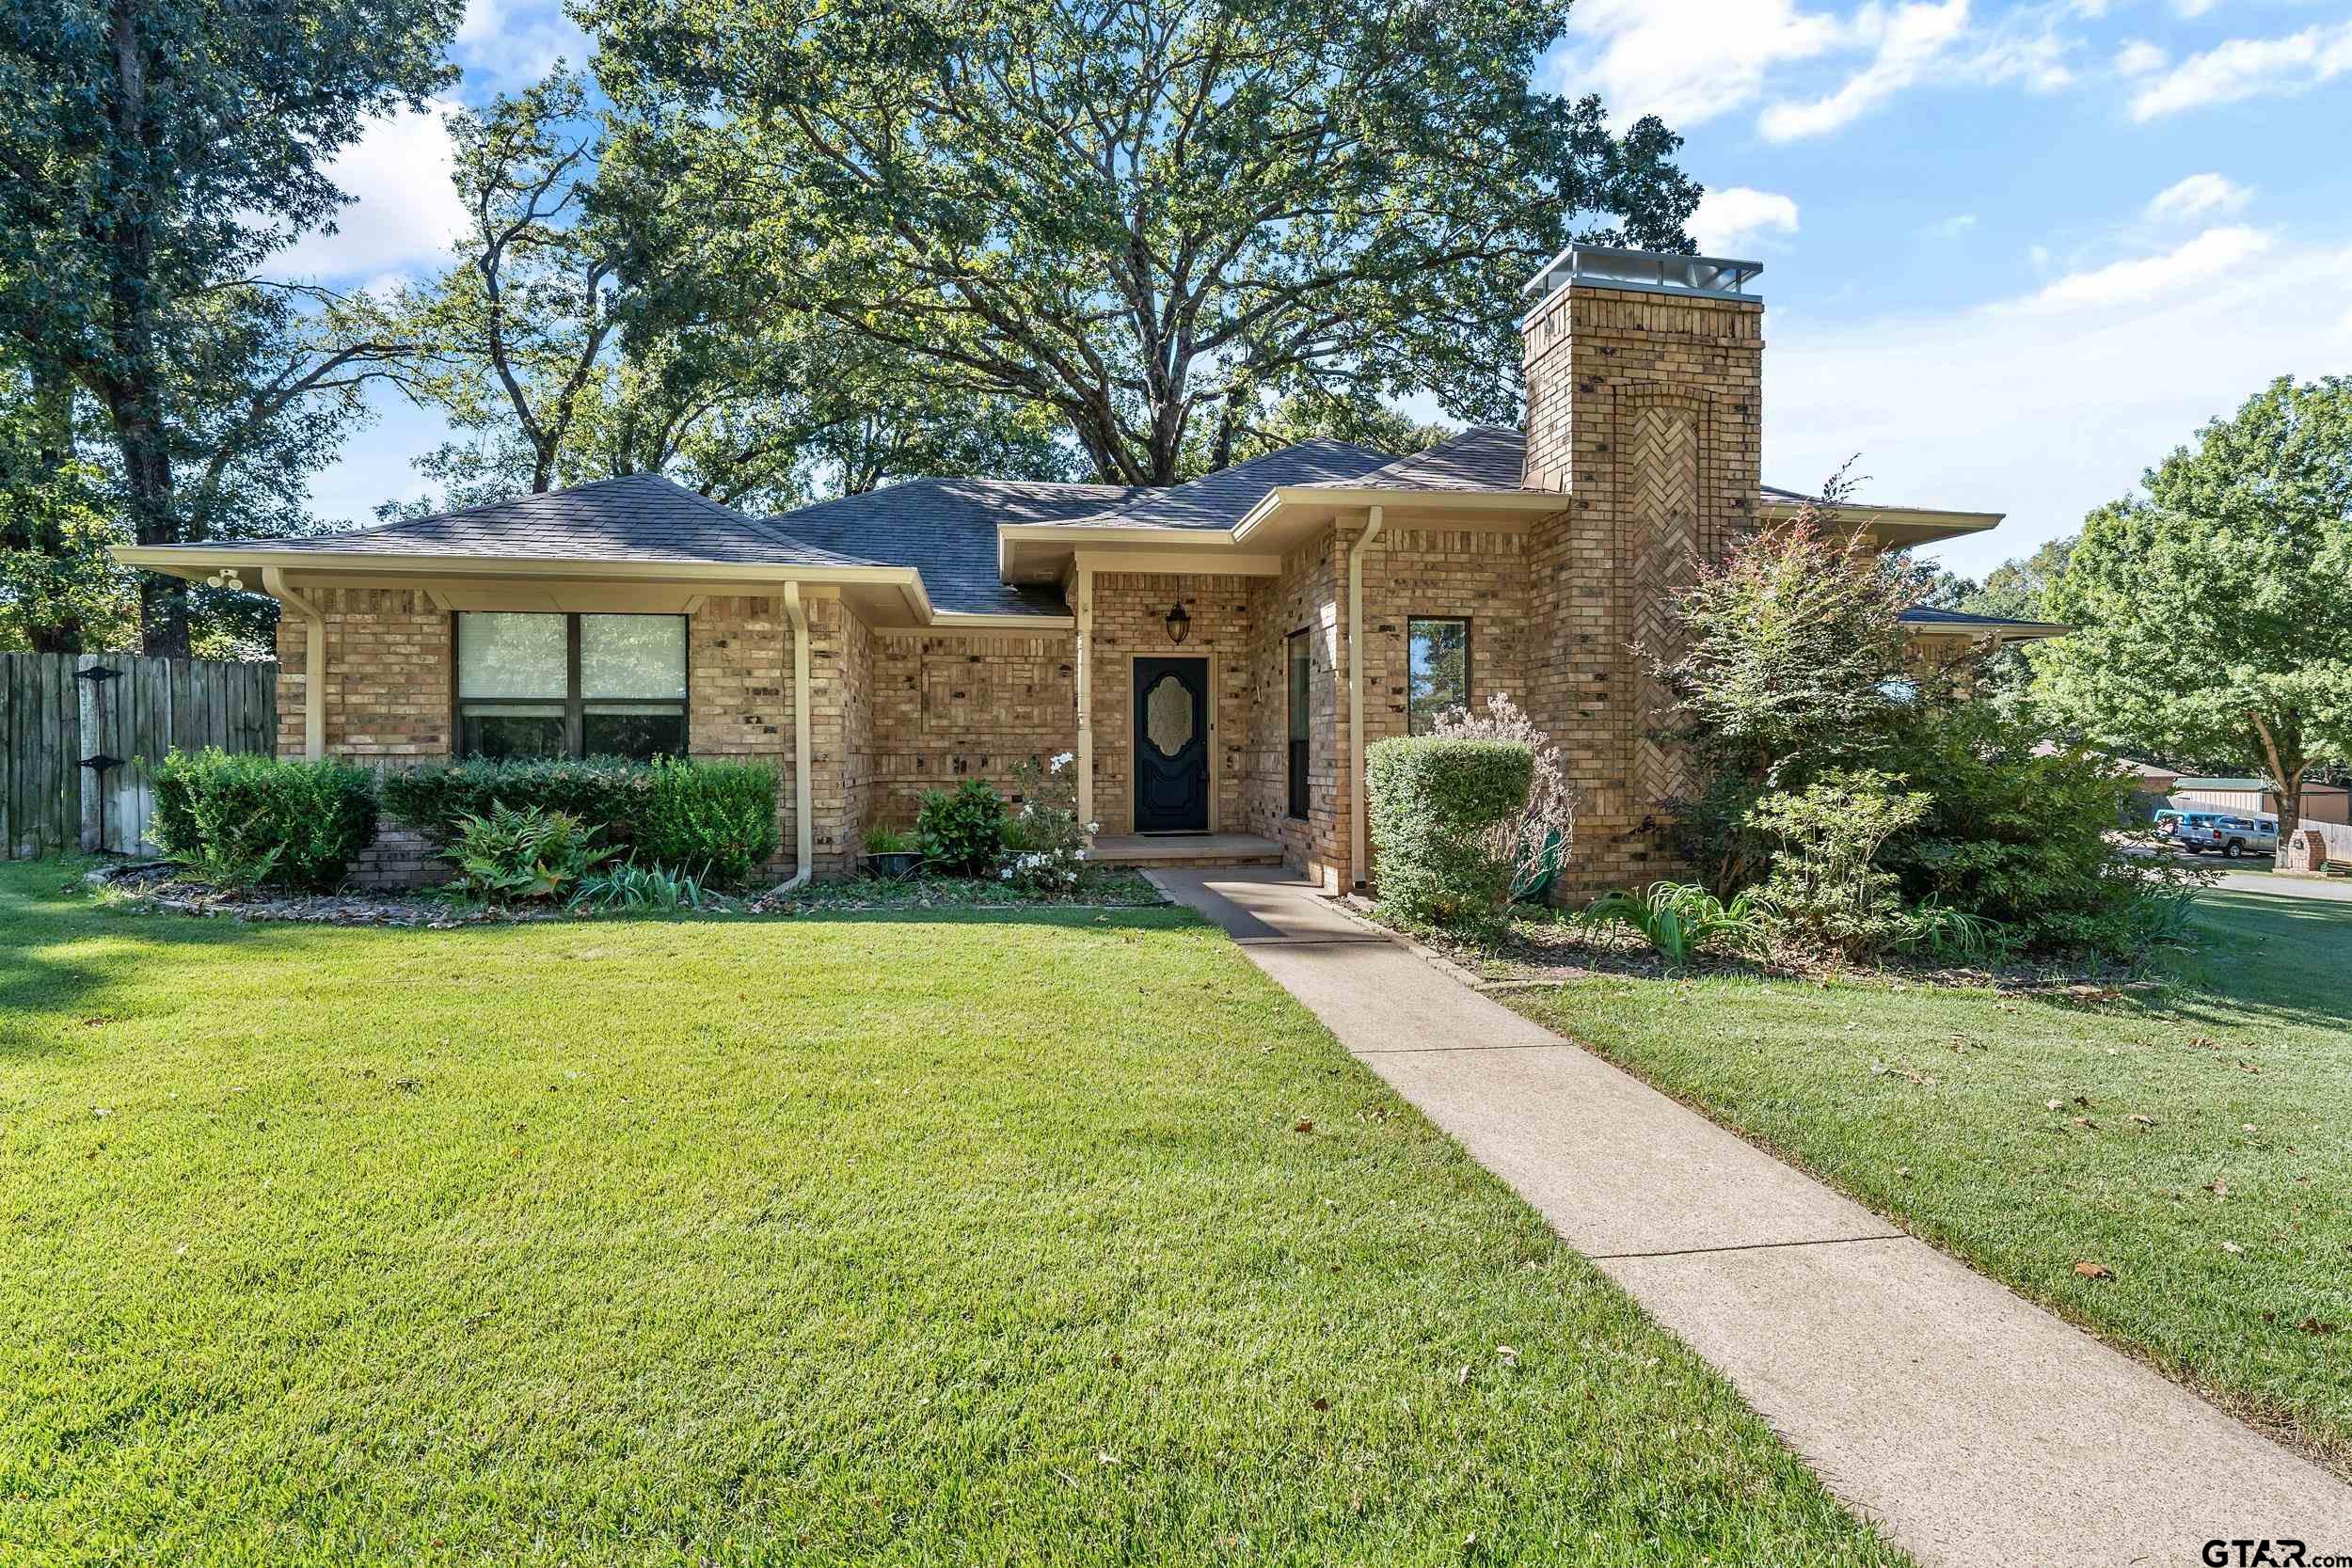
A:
1050,752,1075,773
999,867,1015,880
1075,849,1088,861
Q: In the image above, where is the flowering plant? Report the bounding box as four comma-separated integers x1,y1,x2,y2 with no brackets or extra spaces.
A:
998,752,1093,893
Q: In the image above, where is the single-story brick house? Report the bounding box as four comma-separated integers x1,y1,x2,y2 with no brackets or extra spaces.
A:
122,245,2053,893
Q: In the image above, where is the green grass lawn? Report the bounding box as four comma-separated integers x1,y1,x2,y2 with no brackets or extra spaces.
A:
0,861,1904,1566
1501,890,2352,1475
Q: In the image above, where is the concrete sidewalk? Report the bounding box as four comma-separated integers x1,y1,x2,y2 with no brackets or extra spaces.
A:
1151,866,2352,1567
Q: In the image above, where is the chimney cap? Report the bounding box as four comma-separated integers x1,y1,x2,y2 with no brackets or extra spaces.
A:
1520,244,1764,311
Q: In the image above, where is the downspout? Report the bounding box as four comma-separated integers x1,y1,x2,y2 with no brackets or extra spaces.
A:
1346,505,1385,890
778,584,815,892
260,568,325,760
1074,563,1094,835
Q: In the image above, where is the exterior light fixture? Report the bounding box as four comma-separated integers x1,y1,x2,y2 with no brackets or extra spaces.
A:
205,567,244,591
1164,602,1191,644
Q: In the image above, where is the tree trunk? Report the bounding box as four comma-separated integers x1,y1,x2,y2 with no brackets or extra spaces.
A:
103,0,189,658
2250,710,2304,863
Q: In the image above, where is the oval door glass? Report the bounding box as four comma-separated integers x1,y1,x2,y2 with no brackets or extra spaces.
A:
1146,673,1196,757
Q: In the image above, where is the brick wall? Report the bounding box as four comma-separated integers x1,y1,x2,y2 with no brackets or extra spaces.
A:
274,588,451,760
1521,280,1764,898
688,594,796,875
867,626,1077,831
1240,534,1344,884
1089,573,1253,835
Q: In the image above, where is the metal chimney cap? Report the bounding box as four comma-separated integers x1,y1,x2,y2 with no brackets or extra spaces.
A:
1520,244,1764,309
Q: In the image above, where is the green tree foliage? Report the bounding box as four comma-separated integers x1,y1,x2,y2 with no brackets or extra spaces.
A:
379,69,1080,517
591,0,1698,486
2038,376,2352,849
0,0,458,653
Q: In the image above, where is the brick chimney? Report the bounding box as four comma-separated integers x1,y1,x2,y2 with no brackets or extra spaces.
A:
1516,245,1766,895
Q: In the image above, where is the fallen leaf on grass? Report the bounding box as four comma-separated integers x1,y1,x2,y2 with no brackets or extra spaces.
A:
1293,1118,1314,1133
2205,1180,2231,1199
2045,1100,2064,1112
2074,1261,2113,1280
2220,1241,2242,1255
1496,1345,1519,1369
2131,1115,2155,1128
2073,1117,2099,1130
2296,1318,2340,1336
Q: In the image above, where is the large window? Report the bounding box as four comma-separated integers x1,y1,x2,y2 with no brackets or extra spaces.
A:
1286,629,1311,820
1406,617,1470,735
455,612,688,761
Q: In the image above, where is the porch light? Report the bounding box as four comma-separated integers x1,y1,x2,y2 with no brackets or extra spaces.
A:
1164,602,1190,644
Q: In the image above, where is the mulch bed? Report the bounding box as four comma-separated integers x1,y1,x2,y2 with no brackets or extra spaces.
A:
85,863,1168,927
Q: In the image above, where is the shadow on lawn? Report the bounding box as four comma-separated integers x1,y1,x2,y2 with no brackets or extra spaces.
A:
2117,891,2352,1039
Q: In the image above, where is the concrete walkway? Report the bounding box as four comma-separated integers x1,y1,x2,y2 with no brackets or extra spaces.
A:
1150,866,2352,1567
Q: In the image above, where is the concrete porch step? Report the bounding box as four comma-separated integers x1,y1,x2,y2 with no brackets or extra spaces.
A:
1090,832,1285,867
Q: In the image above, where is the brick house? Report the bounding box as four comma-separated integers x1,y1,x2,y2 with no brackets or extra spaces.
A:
122,245,2052,893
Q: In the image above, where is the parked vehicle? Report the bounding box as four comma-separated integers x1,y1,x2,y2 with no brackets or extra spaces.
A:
2155,810,2279,858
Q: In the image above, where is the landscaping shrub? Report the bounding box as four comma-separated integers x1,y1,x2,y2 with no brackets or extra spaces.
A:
636,757,778,887
998,752,1091,894
1427,694,1581,900
383,756,778,887
1366,736,1533,930
1578,880,1763,965
150,748,379,892
917,778,1006,876
1745,768,1930,960
1874,703,2180,955
448,801,612,902
383,756,657,847
569,860,716,912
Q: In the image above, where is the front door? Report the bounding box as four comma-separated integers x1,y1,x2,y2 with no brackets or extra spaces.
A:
1133,657,1210,832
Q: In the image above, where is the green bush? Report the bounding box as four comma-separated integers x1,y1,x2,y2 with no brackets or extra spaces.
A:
636,757,778,887
383,757,657,846
150,748,379,893
1579,881,1763,965
382,756,778,887
1875,705,2157,954
448,801,612,903
1366,736,1533,930
1746,768,1930,960
917,779,1006,876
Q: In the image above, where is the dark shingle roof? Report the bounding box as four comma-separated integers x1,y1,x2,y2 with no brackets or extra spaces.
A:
768,477,1141,617
1898,606,2061,629
218,473,875,568
1298,425,1536,493
1049,439,1395,531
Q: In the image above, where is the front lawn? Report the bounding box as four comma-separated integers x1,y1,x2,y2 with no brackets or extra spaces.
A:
0,859,1903,1565
1500,890,2352,1474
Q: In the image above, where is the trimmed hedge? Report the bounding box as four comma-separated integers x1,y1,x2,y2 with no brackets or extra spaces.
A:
150,748,380,892
382,756,779,888
1366,736,1534,929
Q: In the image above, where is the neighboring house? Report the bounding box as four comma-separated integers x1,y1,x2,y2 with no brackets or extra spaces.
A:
2169,777,2352,826
121,245,2054,893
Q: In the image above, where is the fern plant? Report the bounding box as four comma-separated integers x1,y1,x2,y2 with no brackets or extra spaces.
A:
1579,881,1764,965
448,801,612,903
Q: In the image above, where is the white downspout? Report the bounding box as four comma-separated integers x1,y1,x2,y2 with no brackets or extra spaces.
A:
778,584,815,892
1346,504,1385,890
261,567,325,760
1074,563,1094,836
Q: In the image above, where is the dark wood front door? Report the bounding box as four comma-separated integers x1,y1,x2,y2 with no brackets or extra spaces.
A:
1133,657,1210,832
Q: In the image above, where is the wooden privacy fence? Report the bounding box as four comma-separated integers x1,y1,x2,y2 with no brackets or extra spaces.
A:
1,653,278,860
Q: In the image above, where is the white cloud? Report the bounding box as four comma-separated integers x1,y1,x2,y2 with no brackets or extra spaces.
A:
1758,0,1974,141
2171,0,2220,17
1765,234,2352,578
1925,212,1979,239
2145,173,2252,224
268,103,469,281
1692,187,1801,254
454,0,591,92
2127,19,2352,119
1560,0,1846,127
2113,39,2167,76
2027,243,2052,270
2000,226,2272,313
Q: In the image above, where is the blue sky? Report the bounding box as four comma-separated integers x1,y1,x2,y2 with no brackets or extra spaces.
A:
298,0,2352,578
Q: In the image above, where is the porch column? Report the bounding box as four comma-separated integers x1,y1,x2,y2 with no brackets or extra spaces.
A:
261,567,326,760
1074,564,1095,833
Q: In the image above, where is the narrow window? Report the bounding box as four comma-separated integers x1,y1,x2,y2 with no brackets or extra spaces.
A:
1406,617,1470,735
1286,628,1311,820
456,611,688,761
